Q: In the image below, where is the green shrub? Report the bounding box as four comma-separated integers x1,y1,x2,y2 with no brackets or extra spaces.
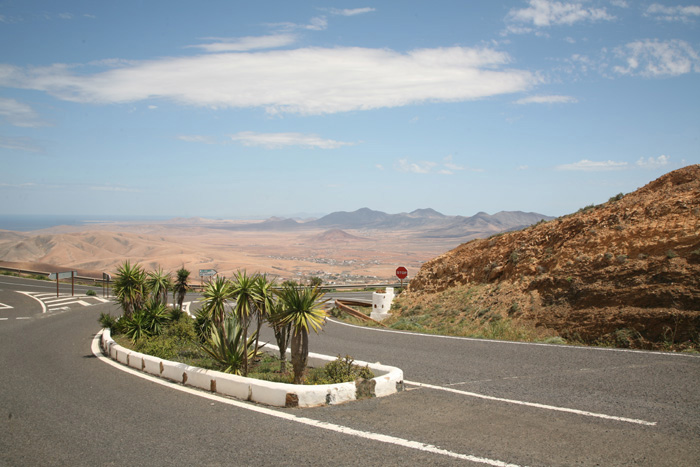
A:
86,289,97,296
98,313,117,331
305,355,374,385
608,193,624,203
132,335,177,360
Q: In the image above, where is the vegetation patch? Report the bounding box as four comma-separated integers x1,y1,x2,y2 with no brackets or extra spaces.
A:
103,261,373,385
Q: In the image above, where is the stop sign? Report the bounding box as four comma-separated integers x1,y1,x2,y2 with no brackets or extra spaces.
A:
396,267,408,280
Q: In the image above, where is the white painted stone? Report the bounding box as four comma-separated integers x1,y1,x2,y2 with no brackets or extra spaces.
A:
370,287,395,321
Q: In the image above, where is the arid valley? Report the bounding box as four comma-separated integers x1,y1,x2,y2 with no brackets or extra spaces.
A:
0,209,551,284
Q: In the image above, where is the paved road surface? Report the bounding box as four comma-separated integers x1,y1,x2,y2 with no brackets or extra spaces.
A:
2,275,699,465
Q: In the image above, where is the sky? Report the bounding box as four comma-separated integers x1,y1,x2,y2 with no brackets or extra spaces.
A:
1,0,698,220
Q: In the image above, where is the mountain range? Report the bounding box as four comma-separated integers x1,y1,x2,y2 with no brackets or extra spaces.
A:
214,208,554,239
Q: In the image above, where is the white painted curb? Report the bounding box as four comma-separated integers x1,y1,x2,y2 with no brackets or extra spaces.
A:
99,329,404,408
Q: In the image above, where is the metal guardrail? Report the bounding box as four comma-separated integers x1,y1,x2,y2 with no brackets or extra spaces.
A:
0,265,407,290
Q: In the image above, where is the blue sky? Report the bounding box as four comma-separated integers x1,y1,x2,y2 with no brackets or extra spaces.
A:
1,1,698,219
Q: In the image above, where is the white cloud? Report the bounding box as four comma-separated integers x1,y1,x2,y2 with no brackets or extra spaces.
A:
327,7,376,16
556,159,628,171
515,94,578,104
230,131,354,149
613,39,700,77
0,46,537,115
188,34,297,52
398,159,436,174
269,16,328,32
646,4,700,22
397,155,475,175
442,154,465,172
177,135,216,144
636,155,669,169
0,98,47,127
0,136,42,152
507,0,614,30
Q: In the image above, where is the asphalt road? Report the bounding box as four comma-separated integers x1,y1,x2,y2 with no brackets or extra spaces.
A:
2,275,699,466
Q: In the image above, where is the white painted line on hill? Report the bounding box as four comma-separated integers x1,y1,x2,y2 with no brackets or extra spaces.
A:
91,333,522,467
404,380,656,426
17,291,47,313
326,318,700,358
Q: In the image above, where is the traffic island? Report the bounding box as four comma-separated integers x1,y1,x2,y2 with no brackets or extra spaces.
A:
99,328,404,408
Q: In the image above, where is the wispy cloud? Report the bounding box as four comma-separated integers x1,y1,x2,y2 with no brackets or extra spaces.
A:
177,135,217,144
514,94,578,104
613,39,700,77
268,16,328,32
0,136,43,152
398,159,436,174
188,34,297,52
0,46,537,115
326,7,376,16
0,98,48,127
230,131,354,149
636,155,669,169
646,4,700,22
556,159,628,171
397,155,475,175
506,0,614,34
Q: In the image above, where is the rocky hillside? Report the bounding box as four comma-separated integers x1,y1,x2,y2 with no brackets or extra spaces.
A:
404,166,700,349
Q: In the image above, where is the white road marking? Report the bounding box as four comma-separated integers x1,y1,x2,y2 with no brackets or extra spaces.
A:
18,291,47,313
404,380,656,426
17,291,108,312
16,317,31,320
326,318,700,358
0,318,8,321
0,302,13,310
91,332,522,467
47,300,90,308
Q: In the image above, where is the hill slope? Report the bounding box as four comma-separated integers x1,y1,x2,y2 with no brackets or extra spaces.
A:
402,165,700,349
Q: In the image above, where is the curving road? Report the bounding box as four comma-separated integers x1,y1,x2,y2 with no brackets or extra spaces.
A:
2,275,699,466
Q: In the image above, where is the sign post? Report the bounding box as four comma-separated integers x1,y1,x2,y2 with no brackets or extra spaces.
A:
396,266,408,288
103,273,112,298
199,269,217,287
48,271,75,297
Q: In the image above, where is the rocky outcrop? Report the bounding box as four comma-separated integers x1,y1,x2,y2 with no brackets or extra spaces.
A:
406,165,700,348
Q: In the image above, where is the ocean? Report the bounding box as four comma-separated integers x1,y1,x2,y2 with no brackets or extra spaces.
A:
0,215,169,232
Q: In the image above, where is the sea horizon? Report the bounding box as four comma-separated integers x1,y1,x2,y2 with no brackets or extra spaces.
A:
0,214,173,232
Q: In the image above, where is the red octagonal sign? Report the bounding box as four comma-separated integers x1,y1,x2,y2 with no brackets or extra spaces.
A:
396,266,408,280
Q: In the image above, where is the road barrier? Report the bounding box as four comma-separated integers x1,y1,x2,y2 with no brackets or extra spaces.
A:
100,328,404,407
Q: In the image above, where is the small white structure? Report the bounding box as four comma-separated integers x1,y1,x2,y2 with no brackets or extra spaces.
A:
370,287,395,322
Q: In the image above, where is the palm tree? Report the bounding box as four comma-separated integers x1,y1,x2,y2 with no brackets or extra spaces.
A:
277,285,328,384
268,299,292,372
146,267,171,306
200,315,259,375
252,274,276,357
173,267,190,311
113,261,148,318
200,276,231,330
229,270,260,376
